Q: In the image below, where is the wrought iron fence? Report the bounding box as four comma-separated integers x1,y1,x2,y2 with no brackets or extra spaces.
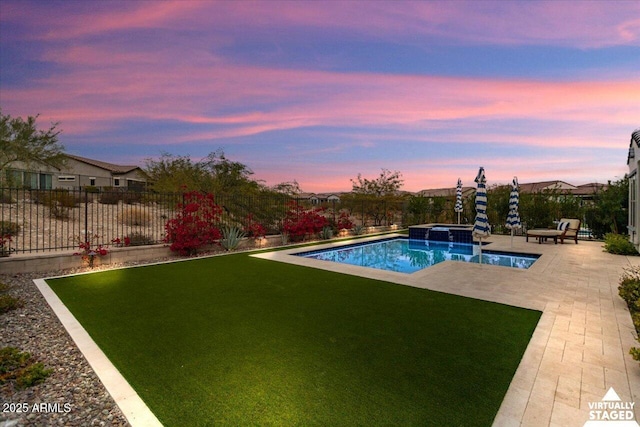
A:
1,188,180,254
0,188,409,255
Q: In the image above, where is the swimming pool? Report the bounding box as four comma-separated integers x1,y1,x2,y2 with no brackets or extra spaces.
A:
295,238,539,274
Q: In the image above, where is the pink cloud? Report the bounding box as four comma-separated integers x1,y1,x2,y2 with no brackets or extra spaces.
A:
9,1,638,49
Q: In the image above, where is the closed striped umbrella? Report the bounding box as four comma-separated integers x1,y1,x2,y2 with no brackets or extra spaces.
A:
472,167,490,238
454,178,463,224
473,167,490,262
505,177,521,247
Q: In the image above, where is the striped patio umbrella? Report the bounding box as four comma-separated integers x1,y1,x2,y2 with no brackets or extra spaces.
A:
505,176,521,247
472,167,490,261
454,178,463,224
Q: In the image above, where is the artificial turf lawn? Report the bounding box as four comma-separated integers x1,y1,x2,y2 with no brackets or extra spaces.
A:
48,251,541,426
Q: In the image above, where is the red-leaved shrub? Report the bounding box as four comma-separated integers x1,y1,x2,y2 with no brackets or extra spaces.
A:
282,201,329,241
337,210,354,230
164,191,222,255
243,214,266,240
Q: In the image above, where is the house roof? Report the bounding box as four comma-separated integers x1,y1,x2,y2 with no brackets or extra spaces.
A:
570,183,607,196
417,187,475,197
628,128,640,165
65,154,142,174
517,180,577,193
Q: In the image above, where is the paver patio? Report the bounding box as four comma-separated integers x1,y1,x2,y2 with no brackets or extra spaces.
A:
255,234,640,426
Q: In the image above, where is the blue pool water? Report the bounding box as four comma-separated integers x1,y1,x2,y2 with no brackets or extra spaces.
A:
296,238,539,274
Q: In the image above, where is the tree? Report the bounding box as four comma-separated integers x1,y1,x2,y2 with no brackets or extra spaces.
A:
0,110,66,184
346,169,404,226
144,152,208,193
351,169,403,196
585,177,628,238
271,180,301,196
201,149,261,194
144,149,262,195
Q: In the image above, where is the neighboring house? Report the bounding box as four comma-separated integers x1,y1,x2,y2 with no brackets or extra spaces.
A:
4,154,147,190
627,128,640,248
298,192,342,205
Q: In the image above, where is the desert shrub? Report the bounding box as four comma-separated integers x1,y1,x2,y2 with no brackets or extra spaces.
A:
353,224,365,235
0,221,20,236
164,191,222,255
127,232,155,246
118,207,151,226
32,189,78,219
0,347,52,389
83,186,100,193
0,295,24,314
0,191,14,203
604,233,638,255
98,188,123,205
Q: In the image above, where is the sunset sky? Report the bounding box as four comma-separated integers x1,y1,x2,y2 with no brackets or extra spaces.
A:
1,0,639,192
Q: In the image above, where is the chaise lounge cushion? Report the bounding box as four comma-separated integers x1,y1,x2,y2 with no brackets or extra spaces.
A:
559,218,580,243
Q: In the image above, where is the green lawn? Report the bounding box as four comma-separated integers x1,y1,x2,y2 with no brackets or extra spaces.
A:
48,250,540,426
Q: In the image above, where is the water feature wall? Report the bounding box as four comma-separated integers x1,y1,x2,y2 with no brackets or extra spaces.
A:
408,224,474,244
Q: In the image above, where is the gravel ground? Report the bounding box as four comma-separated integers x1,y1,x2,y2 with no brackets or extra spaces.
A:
0,245,275,427
0,266,137,427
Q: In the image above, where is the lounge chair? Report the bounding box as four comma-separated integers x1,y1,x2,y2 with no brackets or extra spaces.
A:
557,218,581,244
526,218,581,244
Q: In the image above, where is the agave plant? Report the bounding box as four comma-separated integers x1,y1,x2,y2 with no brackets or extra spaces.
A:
320,226,334,240
352,224,365,235
220,225,246,251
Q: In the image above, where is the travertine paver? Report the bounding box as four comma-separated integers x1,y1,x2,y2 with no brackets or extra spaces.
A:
254,234,640,426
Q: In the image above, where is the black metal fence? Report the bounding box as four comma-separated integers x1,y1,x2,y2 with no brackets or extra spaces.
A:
0,188,409,255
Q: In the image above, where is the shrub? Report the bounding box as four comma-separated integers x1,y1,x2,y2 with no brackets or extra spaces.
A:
118,207,151,226
282,201,329,241
619,268,640,366
0,294,24,314
604,233,638,255
0,347,52,389
0,191,14,204
220,226,246,251
33,189,78,219
164,191,222,255
320,226,333,240
618,267,640,306
0,221,20,236
127,232,155,246
630,344,640,366
1,234,13,256
353,224,366,235
98,188,122,205
243,214,266,240
337,210,354,230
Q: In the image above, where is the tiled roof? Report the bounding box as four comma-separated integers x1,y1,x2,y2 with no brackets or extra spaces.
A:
418,187,475,197
65,154,141,174
517,180,576,193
